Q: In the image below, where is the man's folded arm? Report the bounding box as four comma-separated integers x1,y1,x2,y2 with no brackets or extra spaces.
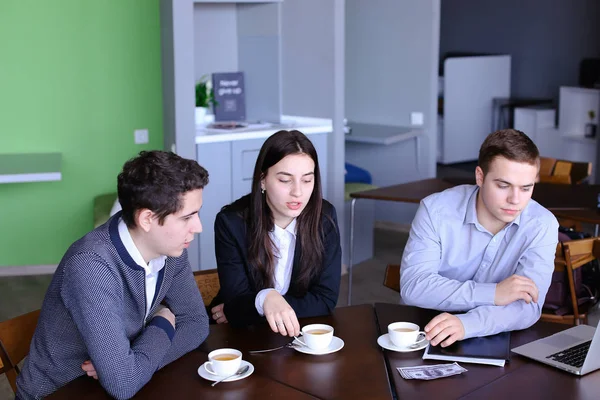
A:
457,221,558,338
158,258,209,368
61,254,173,400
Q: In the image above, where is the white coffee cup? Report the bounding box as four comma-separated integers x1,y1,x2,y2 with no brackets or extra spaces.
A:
387,322,426,348
296,324,334,350
205,348,242,376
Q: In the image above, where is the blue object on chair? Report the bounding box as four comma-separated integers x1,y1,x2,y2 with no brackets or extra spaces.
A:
345,162,372,184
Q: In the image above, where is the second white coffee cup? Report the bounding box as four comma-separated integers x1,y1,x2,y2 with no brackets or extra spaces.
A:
387,322,426,348
296,324,334,350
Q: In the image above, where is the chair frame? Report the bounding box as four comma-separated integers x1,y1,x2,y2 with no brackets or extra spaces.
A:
0,309,41,393
541,238,600,326
383,264,400,293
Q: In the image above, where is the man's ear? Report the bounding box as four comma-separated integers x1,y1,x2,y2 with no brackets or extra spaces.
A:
136,209,154,233
475,166,484,187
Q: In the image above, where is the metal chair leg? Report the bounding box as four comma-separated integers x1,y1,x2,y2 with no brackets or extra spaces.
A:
348,198,356,306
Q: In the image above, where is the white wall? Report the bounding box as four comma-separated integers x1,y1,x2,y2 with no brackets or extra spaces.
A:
193,4,238,80
345,0,440,224
281,0,346,251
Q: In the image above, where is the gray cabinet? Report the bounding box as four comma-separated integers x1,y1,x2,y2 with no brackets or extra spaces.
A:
196,132,328,270
197,142,231,270
231,138,263,201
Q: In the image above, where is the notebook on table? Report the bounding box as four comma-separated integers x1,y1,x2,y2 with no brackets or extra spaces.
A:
422,331,511,367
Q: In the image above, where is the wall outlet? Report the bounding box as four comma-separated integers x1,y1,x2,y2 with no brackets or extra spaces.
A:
410,112,424,126
134,129,149,144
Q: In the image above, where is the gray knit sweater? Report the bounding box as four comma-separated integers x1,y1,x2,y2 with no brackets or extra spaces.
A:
16,213,209,399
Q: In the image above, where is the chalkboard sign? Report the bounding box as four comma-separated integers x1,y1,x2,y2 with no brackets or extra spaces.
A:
212,72,246,122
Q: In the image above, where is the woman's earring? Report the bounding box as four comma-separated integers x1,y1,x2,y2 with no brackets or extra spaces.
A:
261,188,265,194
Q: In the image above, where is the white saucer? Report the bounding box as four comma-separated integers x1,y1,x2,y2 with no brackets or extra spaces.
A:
377,333,429,353
292,336,345,355
197,360,254,382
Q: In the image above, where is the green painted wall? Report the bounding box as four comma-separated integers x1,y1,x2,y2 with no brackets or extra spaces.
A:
0,1,164,266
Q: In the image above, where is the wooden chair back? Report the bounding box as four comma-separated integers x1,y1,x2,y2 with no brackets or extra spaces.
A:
552,160,573,181
193,269,220,306
556,217,582,232
383,264,400,292
568,161,593,184
539,156,557,177
538,174,571,184
0,309,41,393
541,238,599,326
537,158,592,185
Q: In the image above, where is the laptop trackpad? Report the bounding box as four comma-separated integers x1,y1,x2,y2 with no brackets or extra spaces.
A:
540,333,581,349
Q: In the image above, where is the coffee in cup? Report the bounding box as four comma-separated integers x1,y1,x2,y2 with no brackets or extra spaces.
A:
387,322,426,348
297,324,334,350
206,348,242,376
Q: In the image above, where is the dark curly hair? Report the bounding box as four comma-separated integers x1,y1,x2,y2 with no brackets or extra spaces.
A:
117,151,209,228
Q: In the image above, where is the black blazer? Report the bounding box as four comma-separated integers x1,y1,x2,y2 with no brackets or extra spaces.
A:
210,196,341,327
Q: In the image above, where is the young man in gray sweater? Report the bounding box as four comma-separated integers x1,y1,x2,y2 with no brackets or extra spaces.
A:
17,151,210,399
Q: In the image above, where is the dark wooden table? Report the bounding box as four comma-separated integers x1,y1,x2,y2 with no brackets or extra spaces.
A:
47,305,391,400
460,363,600,400
48,354,313,400
374,303,600,400
201,304,391,400
351,177,600,211
346,177,600,304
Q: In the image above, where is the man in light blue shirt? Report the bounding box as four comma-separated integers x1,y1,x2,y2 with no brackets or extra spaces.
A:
400,129,558,347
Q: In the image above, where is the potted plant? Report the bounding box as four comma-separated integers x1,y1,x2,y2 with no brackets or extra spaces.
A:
195,75,215,125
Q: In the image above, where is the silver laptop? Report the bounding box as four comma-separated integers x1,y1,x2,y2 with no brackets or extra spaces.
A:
512,324,600,375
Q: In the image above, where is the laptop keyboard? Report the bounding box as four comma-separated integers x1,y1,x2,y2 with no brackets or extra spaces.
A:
546,340,592,368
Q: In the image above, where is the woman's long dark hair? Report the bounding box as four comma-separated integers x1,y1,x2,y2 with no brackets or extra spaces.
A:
245,130,324,292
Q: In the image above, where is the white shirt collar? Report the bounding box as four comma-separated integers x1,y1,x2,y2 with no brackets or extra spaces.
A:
273,218,297,238
118,218,166,275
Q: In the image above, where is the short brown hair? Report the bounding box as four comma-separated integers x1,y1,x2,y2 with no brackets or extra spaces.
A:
118,151,209,228
478,129,539,174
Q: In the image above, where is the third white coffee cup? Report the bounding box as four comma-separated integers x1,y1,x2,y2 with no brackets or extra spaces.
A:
296,324,334,350
387,322,426,348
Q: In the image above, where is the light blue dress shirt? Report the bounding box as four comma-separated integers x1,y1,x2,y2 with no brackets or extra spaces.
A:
400,184,558,338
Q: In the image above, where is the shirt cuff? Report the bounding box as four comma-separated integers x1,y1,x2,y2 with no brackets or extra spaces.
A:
255,288,276,316
474,282,497,306
456,312,481,339
149,316,175,342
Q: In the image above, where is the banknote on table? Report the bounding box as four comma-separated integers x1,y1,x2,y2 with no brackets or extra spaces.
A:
397,362,468,380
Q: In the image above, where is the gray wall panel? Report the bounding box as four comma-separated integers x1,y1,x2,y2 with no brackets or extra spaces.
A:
281,0,346,258
345,0,439,224
193,4,239,80
440,0,600,100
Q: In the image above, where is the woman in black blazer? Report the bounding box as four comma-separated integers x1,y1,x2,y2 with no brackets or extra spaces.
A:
209,130,341,336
